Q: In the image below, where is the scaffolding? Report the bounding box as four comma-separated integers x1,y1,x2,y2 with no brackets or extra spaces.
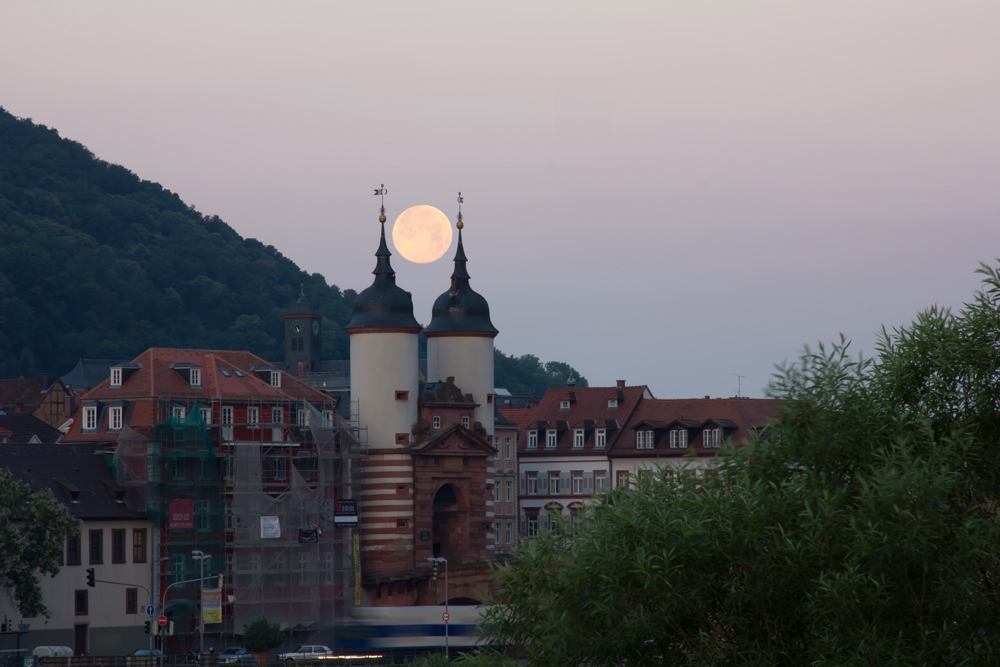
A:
114,396,367,651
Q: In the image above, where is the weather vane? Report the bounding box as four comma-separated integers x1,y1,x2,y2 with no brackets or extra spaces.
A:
374,184,387,222
456,191,464,229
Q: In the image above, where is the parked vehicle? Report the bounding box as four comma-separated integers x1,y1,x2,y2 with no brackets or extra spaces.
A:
278,645,333,662
132,649,165,657
219,647,257,665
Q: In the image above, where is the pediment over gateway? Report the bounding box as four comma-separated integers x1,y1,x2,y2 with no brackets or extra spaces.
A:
410,422,496,457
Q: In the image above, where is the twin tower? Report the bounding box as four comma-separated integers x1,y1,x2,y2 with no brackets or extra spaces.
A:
344,198,498,453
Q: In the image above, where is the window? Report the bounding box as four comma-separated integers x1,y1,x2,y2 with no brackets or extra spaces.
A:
494,436,500,449
487,393,493,404
83,406,97,430
247,406,259,425
170,457,185,480
670,430,688,449
432,415,441,429
527,515,539,536
527,472,538,495
462,416,470,429
270,371,281,388
395,391,409,401
323,410,334,427
504,437,512,460
220,369,231,377
505,521,512,545
125,588,137,615
395,433,409,444
573,429,584,448
109,406,123,431
75,590,88,616
89,530,103,564
196,500,211,531
617,471,630,489
172,406,186,420
132,528,146,563
222,406,234,426
171,554,184,575
272,406,283,424
494,522,500,539
493,483,500,503
595,471,608,493
560,400,570,410
110,368,122,387
296,409,308,426
527,431,538,448
67,535,81,565
323,553,334,585
265,456,287,480
190,368,201,387
549,472,561,495
704,428,722,448
112,529,125,563
636,430,654,449
608,399,618,409
572,471,584,494
545,430,557,448
505,479,513,502
195,407,209,424
595,429,606,448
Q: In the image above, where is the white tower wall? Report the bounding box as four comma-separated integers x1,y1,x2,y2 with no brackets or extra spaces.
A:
350,332,419,448
427,336,495,436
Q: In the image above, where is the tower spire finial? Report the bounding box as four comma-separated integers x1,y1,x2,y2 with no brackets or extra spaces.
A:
450,191,470,291
374,183,388,222
456,191,464,229
371,184,395,280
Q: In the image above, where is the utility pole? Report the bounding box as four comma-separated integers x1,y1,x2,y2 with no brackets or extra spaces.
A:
427,557,449,659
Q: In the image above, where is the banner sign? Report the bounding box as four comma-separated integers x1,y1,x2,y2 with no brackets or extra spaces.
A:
169,499,194,529
298,529,319,543
260,516,281,539
353,534,361,605
335,499,358,527
202,587,222,624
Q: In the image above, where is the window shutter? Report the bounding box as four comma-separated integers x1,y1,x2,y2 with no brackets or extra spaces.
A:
519,472,526,495
539,474,549,495
560,472,571,493
520,516,526,534
583,473,594,494
539,513,550,531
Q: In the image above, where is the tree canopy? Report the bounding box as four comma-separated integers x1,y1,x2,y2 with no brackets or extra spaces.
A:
493,349,588,396
471,262,1000,667
0,468,80,618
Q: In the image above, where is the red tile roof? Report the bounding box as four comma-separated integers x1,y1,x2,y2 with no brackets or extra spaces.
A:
515,385,650,456
610,397,780,459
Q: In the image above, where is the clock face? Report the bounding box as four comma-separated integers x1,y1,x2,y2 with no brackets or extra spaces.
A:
291,320,304,335
312,320,320,335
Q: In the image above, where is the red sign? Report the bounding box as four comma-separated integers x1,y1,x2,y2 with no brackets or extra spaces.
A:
169,499,194,529
158,616,167,627
441,612,450,622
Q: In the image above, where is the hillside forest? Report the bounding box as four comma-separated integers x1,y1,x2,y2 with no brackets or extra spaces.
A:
0,108,586,393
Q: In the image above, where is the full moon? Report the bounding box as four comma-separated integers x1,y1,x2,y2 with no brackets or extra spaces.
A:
392,205,453,264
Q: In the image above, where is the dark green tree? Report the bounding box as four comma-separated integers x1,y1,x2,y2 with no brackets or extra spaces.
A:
242,617,286,653
493,350,588,396
0,468,80,618
470,262,1000,667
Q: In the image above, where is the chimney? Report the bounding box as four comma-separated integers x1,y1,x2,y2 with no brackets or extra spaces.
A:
705,395,710,399
616,380,625,389
15,401,25,414
297,362,307,378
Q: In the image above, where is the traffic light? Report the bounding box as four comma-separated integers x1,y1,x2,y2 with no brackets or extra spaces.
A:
144,620,151,635
86,568,95,587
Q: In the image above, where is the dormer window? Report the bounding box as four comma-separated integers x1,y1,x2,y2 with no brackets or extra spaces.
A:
595,428,606,448
110,368,122,388
545,430,557,448
190,368,201,387
270,371,281,388
573,429,584,448
670,430,688,449
560,400,570,410
83,406,98,430
636,430,654,449
608,399,618,409
703,428,722,448
109,406,123,431
527,430,538,448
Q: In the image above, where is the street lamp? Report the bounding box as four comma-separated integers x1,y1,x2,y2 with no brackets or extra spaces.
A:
427,557,449,659
191,550,211,657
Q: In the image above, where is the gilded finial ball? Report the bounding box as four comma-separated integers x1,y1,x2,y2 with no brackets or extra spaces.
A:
456,220,464,229
379,214,386,223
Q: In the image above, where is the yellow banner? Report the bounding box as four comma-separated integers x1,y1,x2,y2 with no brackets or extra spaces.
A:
203,587,222,624
353,534,361,605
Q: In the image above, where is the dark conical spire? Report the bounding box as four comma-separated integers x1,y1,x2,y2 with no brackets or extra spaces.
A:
345,184,421,332
424,192,498,337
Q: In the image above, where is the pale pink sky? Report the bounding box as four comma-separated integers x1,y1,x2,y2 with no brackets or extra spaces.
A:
2,1,998,397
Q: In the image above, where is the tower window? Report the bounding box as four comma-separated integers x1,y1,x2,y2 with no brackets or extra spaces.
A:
432,415,441,429
311,336,320,351
395,391,409,401
462,416,470,429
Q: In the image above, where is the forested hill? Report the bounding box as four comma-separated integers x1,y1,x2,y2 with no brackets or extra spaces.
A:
0,108,587,390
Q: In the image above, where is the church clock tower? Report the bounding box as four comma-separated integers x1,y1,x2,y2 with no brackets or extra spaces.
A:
283,287,323,374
